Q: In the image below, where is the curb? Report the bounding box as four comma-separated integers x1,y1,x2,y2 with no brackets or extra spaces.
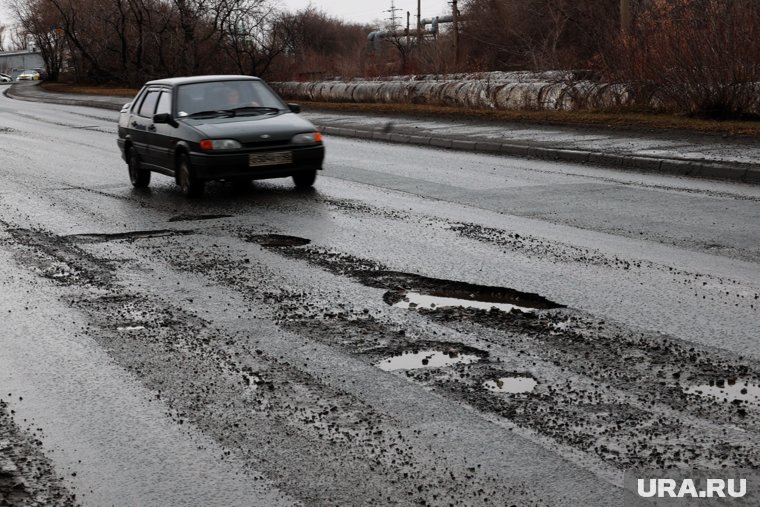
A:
4,82,124,111
318,125,760,185
6,82,758,185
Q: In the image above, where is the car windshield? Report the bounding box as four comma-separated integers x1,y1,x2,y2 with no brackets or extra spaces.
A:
176,80,285,118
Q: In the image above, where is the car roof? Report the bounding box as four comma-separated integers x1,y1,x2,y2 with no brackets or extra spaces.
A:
144,75,262,87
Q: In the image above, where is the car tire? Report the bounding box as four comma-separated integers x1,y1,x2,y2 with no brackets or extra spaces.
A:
128,149,151,188
292,170,317,189
177,154,204,197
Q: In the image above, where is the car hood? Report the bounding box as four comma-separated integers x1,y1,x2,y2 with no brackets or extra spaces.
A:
183,113,317,143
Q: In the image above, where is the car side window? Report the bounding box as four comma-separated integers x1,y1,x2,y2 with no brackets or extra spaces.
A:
138,90,160,118
156,91,172,116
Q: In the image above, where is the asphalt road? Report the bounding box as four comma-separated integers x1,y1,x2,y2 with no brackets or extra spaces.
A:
1,93,759,506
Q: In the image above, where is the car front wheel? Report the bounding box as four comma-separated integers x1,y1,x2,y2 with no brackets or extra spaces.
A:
292,170,317,189
177,154,204,197
128,149,151,188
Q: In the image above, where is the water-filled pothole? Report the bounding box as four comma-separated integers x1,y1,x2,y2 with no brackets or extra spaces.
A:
685,379,760,404
393,291,538,313
248,234,311,247
117,325,145,332
374,272,563,314
377,349,482,371
484,376,537,394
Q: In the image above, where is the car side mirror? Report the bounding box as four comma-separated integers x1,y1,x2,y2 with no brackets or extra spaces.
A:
153,113,178,127
288,103,301,114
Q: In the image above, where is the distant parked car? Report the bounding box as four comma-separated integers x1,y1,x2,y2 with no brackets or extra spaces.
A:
16,70,41,81
0,73,12,83
117,75,325,197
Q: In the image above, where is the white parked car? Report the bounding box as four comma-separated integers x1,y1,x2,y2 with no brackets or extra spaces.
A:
0,73,12,83
16,70,41,81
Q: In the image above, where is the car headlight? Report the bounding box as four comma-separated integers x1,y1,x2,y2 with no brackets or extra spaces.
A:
199,139,242,151
291,132,322,144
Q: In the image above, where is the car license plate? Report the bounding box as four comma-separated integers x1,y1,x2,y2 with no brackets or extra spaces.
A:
249,151,292,167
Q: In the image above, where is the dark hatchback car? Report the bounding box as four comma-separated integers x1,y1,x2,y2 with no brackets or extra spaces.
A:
117,75,324,196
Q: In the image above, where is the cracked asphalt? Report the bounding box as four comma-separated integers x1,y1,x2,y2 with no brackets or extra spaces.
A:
1,90,759,506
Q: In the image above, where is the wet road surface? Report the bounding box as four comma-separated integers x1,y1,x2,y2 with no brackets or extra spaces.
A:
1,93,759,505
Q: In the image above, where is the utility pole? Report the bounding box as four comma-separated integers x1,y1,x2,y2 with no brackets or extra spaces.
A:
406,11,411,46
620,0,632,36
417,0,422,44
451,0,461,66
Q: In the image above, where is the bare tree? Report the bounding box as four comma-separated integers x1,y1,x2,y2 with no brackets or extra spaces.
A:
9,0,66,78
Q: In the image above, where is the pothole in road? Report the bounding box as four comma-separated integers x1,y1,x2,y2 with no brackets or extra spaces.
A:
247,234,311,248
380,275,563,314
168,214,233,222
376,348,483,371
484,376,537,394
68,229,194,243
685,379,760,405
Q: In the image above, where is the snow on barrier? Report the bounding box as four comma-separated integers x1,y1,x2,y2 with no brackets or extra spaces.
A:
271,71,640,111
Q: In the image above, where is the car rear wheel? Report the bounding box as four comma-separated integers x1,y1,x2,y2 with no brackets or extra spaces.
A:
177,154,204,197
292,170,317,189
128,149,151,188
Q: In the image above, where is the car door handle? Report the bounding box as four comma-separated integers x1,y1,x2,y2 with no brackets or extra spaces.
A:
131,121,138,127
148,125,156,132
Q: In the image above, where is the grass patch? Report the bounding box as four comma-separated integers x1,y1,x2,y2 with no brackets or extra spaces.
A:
41,82,138,98
296,101,760,138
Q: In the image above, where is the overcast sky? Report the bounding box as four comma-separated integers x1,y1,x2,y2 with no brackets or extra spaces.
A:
282,0,452,26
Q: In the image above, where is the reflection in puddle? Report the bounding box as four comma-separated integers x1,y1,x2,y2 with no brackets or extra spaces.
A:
686,380,760,404
393,292,535,313
484,377,537,394
117,325,145,332
377,350,481,371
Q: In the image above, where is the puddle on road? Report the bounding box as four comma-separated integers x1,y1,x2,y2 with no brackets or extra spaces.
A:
117,326,146,332
393,291,537,313
484,376,537,394
168,214,232,222
376,349,481,371
247,234,311,247
375,272,563,315
685,380,760,404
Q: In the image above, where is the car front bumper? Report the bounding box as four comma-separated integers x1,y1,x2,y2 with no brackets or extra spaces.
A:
188,145,325,181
